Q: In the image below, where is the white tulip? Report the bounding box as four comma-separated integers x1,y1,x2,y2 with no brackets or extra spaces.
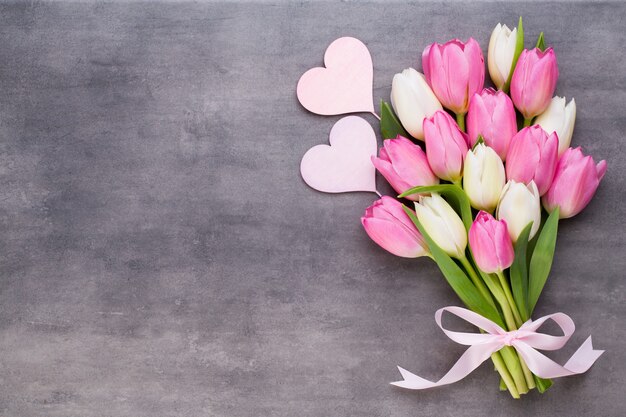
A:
496,180,541,243
463,144,506,212
390,68,442,140
535,96,577,156
414,193,467,259
488,23,518,90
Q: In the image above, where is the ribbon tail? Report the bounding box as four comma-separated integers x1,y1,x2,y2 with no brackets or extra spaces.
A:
563,336,604,374
391,366,437,389
515,336,604,379
391,343,500,390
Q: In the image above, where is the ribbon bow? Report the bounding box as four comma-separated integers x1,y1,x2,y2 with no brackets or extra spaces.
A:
392,306,603,390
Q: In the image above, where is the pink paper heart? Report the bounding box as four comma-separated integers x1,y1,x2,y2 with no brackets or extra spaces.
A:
297,37,374,116
301,116,377,193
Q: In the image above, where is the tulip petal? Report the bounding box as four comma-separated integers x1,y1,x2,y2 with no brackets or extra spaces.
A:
422,44,432,83
362,217,425,258
371,155,410,196
384,137,438,188
379,196,421,233
469,211,514,273
390,68,442,140
511,48,558,118
441,43,470,112
464,38,485,105
415,194,467,258
596,160,607,180
543,147,605,218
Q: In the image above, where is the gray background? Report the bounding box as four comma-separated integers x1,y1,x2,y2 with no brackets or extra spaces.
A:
0,1,624,416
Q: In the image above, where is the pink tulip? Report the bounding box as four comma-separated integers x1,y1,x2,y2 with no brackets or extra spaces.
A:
371,136,439,200
469,211,514,273
542,147,607,219
423,110,469,182
361,196,429,258
422,38,485,115
510,48,559,120
466,88,517,160
506,126,559,196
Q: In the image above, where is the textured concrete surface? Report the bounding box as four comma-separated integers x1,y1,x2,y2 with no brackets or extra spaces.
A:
0,1,624,416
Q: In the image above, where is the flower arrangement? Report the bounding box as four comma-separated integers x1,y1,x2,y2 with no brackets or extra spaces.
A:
297,18,605,398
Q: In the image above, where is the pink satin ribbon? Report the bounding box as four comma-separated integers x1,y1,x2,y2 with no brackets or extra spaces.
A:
392,306,604,390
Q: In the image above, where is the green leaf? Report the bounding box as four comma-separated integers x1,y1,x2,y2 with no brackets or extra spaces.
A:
499,378,507,391
527,207,560,314
536,32,546,51
503,16,524,93
472,135,485,151
534,375,553,393
380,100,410,140
399,184,472,231
510,223,533,321
402,206,505,328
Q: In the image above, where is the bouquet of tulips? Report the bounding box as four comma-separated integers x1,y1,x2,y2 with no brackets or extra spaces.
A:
361,19,606,398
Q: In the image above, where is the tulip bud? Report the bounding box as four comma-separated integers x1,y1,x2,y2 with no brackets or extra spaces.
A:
423,110,469,183
469,211,514,273
543,147,607,219
506,126,559,196
414,193,467,259
422,38,485,115
463,144,506,212
371,136,439,200
510,48,559,120
390,68,443,140
466,88,517,160
497,180,541,242
535,96,577,156
488,23,518,90
361,196,429,258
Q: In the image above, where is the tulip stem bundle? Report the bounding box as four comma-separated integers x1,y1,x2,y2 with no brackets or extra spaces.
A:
494,270,538,391
491,352,520,397
462,235,536,394
356,18,606,398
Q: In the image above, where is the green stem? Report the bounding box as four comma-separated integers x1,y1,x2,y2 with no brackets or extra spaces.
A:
496,271,523,327
500,298,518,332
456,112,466,132
494,272,536,390
520,356,536,389
534,375,553,393
523,118,532,127
476,271,517,330
459,256,496,309
465,268,517,342
490,352,520,398
500,346,529,394
493,303,531,393
460,254,534,394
